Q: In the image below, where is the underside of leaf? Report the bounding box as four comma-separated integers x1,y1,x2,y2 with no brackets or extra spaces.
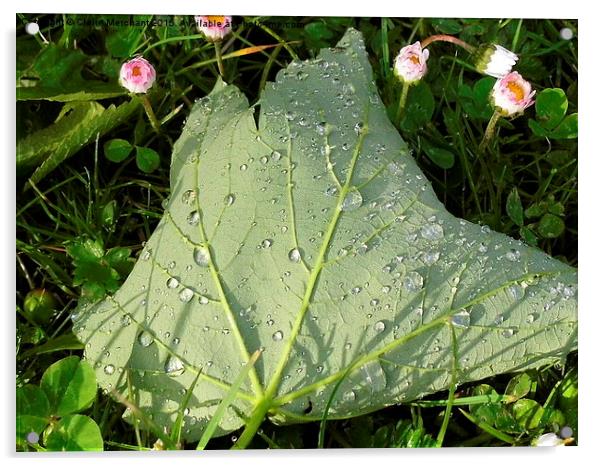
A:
73,29,577,442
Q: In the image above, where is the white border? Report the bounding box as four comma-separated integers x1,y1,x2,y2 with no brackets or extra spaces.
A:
4,1,597,465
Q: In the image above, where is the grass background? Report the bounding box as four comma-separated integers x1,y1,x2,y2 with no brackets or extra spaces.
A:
16,15,577,449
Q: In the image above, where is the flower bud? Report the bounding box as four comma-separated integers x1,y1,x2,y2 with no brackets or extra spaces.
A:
195,15,232,42
475,43,518,78
393,41,429,84
119,57,156,94
491,71,535,117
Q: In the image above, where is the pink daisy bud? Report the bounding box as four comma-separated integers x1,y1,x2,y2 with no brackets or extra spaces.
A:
119,57,156,94
491,71,536,117
393,41,429,84
195,15,232,42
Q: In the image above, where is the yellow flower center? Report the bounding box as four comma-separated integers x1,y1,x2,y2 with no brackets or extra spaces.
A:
206,16,226,24
507,81,524,101
132,66,141,77
409,55,420,65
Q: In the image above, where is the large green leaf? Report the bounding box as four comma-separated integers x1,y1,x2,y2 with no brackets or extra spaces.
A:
73,29,577,443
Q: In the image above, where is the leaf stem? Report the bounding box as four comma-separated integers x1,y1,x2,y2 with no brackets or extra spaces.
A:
436,324,458,447
139,95,161,134
396,81,410,125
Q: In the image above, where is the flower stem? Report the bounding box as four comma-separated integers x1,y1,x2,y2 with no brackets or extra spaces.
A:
214,41,225,77
396,81,410,125
421,34,476,53
140,95,161,134
480,110,502,152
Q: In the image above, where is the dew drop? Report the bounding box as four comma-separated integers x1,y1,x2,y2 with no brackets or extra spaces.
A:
179,288,194,303
166,277,179,289
138,331,154,347
121,314,132,327
402,271,424,293
343,390,356,402
271,150,282,161
193,247,210,267
502,328,515,338
261,239,273,249
104,364,115,375
341,188,363,212
421,223,444,241
272,330,284,341
181,189,196,205
373,320,386,333
451,309,471,328
198,295,210,305
165,356,185,376
423,251,440,265
508,284,525,301
187,210,200,226
506,249,521,262
288,248,301,263
224,193,235,206
325,186,338,197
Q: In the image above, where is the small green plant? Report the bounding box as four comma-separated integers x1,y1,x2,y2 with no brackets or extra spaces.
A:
17,356,103,451
66,237,133,304
529,88,578,140
104,138,161,174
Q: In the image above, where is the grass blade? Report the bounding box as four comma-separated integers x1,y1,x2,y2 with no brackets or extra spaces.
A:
196,349,261,450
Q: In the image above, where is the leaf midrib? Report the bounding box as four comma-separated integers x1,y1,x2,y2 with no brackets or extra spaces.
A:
192,103,264,397
262,108,370,402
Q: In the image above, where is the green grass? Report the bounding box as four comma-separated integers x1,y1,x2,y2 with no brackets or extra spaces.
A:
16,15,577,450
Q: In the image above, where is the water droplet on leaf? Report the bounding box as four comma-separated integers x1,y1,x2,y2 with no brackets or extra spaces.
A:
166,277,179,289
421,223,444,241
451,309,470,328
179,288,194,303
165,356,185,376
193,247,210,267
288,248,301,263
341,188,363,212
403,271,424,293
